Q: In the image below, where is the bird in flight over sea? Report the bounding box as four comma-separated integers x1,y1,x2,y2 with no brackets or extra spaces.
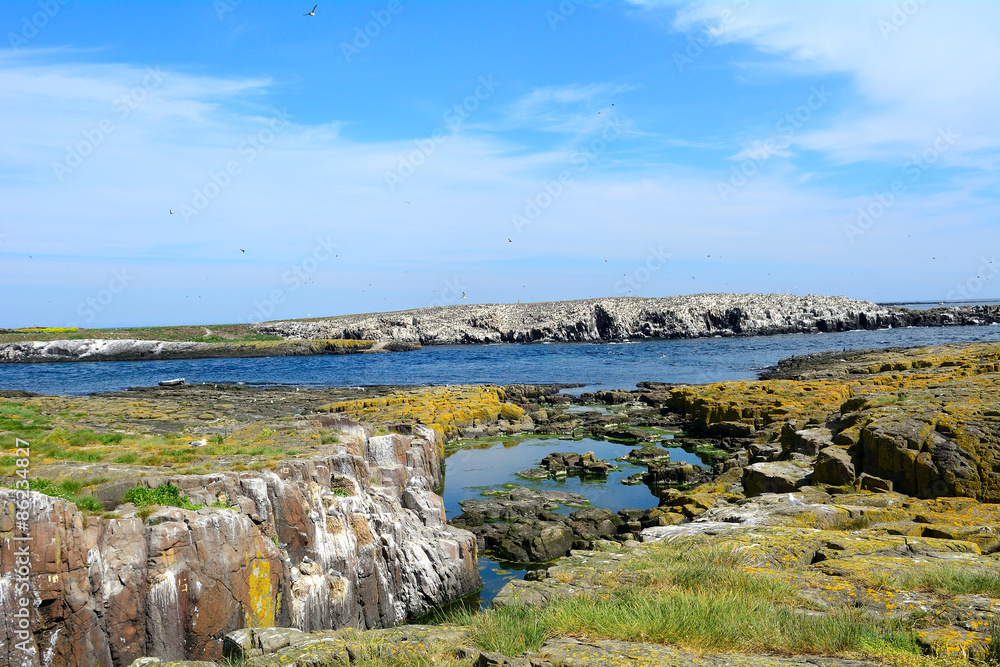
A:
169,210,173,215
304,4,317,16
240,249,245,253
508,238,512,243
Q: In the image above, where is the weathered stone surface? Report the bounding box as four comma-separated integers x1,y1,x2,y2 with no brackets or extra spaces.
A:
0,339,388,364
452,488,620,563
860,416,984,500
813,446,856,486
858,473,892,492
621,445,672,464
749,442,783,462
742,462,812,496
785,427,833,456
252,295,1000,344
0,418,479,666
540,451,615,477
643,461,711,487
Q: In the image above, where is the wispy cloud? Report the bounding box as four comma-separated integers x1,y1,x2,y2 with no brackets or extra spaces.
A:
497,82,637,134
631,1,1000,168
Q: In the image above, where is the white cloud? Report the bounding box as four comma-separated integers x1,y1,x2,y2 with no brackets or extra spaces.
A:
630,0,1000,167
498,82,637,135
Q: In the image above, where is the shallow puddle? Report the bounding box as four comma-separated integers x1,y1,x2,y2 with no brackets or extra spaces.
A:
441,436,704,606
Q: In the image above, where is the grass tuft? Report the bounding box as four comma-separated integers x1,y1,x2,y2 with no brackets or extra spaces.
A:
123,483,202,510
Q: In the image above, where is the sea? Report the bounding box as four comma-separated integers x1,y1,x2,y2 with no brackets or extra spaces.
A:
2,310,999,607
1,323,998,397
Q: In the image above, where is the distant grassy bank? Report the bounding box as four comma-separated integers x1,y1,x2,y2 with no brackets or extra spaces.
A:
0,323,277,343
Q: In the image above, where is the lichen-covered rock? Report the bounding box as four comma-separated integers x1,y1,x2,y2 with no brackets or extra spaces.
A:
813,446,856,486
252,294,1000,344
0,338,379,364
860,415,986,500
0,417,479,666
742,462,812,496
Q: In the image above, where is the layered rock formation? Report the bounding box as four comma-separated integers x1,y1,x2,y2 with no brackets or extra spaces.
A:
0,417,479,666
633,342,1000,501
252,294,1000,344
0,338,399,364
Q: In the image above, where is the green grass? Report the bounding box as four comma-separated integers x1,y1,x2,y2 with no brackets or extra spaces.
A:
0,323,270,343
123,483,202,510
887,564,1000,598
820,513,873,531
436,542,923,662
190,334,282,343
23,478,108,512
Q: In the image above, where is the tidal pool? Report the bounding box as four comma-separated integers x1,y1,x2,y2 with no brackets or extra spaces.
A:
441,435,705,606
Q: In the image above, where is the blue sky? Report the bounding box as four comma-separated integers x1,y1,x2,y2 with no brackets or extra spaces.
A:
1,0,998,328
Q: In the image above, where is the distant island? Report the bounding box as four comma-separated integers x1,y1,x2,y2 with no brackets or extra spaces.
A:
2,294,998,363
254,293,1000,345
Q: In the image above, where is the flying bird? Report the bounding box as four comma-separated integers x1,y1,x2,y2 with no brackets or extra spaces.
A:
508,238,512,242
240,249,245,253
304,4,317,16
461,291,466,299
169,210,174,215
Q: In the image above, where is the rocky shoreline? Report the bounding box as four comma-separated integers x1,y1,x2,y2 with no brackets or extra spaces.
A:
253,293,1000,344
0,338,419,364
1,341,998,665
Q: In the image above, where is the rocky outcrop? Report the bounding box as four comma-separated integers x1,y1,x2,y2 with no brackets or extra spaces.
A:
812,446,856,486
742,461,813,496
251,294,1000,345
0,418,479,666
537,451,616,478
0,339,412,364
451,488,620,563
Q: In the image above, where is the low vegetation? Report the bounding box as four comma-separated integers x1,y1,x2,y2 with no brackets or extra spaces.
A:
0,323,280,343
27,478,104,512
123,483,202,510
436,542,928,663
0,399,299,477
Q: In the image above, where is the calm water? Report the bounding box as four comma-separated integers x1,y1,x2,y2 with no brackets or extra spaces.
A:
2,325,999,396
880,299,1000,310
4,324,1000,606
442,435,702,604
